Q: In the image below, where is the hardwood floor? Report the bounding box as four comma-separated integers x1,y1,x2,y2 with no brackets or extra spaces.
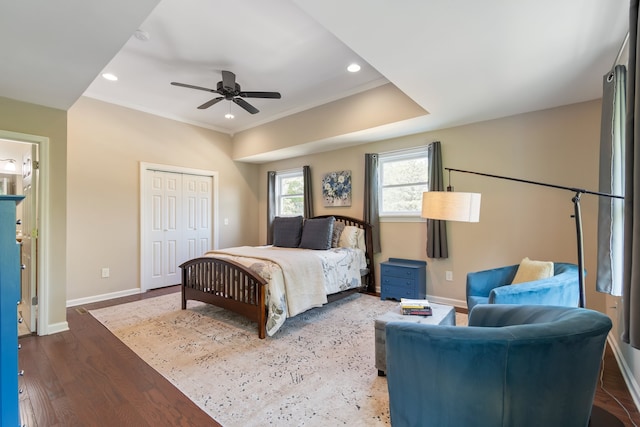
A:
17,287,640,426
19,286,219,427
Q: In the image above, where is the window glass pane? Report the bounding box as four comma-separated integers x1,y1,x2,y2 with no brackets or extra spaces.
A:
281,176,303,195
276,170,304,216
281,196,303,216
378,148,429,216
383,158,428,186
382,185,428,213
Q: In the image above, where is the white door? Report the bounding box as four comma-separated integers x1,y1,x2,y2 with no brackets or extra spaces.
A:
146,171,182,289
143,169,213,290
20,145,38,332
183,175,212,259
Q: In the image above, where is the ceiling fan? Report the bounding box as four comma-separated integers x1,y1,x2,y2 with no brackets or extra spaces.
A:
171,70,281,115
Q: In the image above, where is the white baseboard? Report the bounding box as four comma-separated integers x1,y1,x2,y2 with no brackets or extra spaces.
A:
607,335,640,413
66,287,142,308
426,294,467,310
43,321,69,335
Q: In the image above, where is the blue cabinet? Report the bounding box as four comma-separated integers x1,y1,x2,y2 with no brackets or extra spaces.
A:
0,195,24,426
380,258,427,301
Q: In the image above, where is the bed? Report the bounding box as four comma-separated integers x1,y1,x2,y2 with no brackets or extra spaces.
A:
180,215,375,338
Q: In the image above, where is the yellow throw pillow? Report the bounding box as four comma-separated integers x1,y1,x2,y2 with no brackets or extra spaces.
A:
511,257,554,284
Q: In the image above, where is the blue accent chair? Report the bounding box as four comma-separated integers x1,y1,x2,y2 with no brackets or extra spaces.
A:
466,262,580,311
385,304,612,427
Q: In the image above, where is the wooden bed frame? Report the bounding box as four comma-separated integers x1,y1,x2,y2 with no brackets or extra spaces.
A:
180,215,375,338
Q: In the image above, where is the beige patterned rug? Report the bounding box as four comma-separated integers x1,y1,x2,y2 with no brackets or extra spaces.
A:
90,292,409,426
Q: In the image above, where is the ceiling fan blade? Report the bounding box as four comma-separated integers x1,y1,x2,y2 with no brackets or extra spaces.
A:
171,82,218,93
233,97,259,114
239,91,281,99
221,70,236,92
198,97,224,109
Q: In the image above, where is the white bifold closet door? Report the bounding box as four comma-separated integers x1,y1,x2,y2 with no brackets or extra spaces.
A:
144,170,212,290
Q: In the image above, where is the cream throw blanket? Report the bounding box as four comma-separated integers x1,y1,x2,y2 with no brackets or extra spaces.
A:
205,246,328,316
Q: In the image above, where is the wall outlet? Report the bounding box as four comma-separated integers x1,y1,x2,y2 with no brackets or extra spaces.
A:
101,267,110,278
224,218,229,225
445,271,453,281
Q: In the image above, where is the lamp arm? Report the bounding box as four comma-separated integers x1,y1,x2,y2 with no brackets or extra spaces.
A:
446,167,624,308
445,168,624,200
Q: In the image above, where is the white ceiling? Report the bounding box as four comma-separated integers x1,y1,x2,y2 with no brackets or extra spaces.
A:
0,0,630,155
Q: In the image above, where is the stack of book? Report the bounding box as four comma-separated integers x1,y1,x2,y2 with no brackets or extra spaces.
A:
400,298,432,316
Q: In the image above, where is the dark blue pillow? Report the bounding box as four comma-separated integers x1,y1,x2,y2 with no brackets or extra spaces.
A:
299,217,335,250
272,216,303,248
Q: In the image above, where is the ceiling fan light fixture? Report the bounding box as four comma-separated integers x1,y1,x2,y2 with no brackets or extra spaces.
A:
347,63,361,73
225,102,234,119
102,73,118,81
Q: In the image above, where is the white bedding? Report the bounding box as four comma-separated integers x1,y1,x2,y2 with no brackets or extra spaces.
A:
203,245,367,336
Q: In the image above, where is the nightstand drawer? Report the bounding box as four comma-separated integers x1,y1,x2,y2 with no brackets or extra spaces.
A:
381,265,416,279
381,284,417,299
381,275,416,288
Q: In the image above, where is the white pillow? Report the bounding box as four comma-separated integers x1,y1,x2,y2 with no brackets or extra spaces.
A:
511,257,554,284
356,228,366,251
338,226,361,248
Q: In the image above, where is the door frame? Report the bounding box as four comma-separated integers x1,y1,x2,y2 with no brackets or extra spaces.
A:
0,130,50,336
139,162,218,292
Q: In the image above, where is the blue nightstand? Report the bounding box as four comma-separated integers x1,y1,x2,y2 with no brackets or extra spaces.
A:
380,258,427,301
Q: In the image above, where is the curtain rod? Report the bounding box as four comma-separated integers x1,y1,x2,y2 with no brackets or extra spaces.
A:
445,168,624,199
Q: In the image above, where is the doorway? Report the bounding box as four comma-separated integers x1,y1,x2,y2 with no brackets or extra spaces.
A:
0,137,40,335
140,163,218,291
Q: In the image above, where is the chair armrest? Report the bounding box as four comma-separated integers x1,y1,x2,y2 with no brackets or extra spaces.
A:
488,274,579,307
466,264,519,297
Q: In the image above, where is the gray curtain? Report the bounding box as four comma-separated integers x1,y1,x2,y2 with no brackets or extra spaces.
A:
623,0,640,348
597,65,626,296
303,165,313,218
426,141,449,258
266,171,276,245
363,153,381,253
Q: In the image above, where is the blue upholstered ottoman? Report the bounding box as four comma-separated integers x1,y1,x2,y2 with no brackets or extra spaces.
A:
375,302,456,375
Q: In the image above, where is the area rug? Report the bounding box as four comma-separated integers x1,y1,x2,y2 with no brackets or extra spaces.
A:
90,292,407,426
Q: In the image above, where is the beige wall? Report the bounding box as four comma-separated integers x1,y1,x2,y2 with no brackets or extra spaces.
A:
0,96,68,332
233,83,427,161
66,97,260,301
259,100,606,312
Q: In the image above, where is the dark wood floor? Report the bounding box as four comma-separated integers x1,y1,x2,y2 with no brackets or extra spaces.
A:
17,286,640,426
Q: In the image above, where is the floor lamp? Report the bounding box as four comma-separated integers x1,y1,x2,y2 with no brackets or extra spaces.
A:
423,167,624,308
423,168,626,427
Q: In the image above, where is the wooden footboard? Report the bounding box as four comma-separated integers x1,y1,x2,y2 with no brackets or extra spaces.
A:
180,257,268,338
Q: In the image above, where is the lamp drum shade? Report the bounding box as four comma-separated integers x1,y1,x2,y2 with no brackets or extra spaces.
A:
422,191,481,222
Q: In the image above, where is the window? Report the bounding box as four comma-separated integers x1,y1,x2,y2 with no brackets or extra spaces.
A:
379,147,429,216
275,169,304,216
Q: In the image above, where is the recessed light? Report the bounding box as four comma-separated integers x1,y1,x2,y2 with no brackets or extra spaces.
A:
225,113,235,119
102,73,118,81
347,63,361,73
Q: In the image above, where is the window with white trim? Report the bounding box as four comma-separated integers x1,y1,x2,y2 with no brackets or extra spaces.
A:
379,147,429,216
275,169,304,216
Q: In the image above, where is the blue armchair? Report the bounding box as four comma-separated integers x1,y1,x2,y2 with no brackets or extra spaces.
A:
385,304,612,427
466,262,580,311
